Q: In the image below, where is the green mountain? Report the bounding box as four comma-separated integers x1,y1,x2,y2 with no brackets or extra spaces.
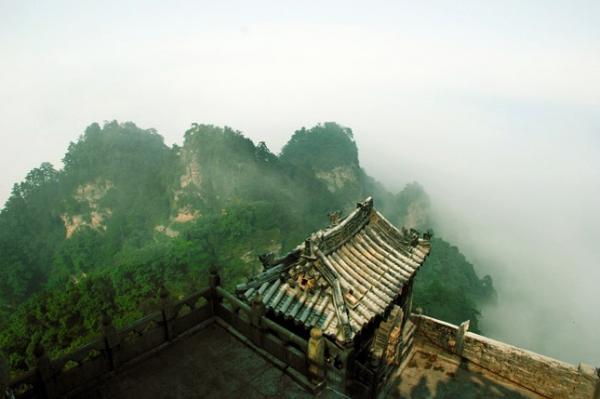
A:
0,121,495,372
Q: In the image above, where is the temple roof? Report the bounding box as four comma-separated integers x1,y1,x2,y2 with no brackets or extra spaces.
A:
236,197,431,345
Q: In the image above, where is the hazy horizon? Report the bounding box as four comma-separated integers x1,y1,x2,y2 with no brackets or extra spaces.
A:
1,1,599,365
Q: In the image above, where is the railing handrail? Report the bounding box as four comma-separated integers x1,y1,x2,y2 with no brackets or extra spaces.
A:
5,266,320,399
215,286,308,351
6,284,213,396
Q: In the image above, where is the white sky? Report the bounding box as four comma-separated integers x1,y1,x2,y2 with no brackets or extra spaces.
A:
1,1,599,364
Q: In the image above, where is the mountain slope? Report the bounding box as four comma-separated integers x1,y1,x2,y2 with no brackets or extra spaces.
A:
0,121,495,371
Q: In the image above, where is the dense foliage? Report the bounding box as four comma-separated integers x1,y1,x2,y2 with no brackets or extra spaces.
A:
280,122,359,171
413,238,496,333
0,121,495,372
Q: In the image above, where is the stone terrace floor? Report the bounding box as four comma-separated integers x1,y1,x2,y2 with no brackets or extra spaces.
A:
384,342,544,399
76,322,323,399
73,322,545,399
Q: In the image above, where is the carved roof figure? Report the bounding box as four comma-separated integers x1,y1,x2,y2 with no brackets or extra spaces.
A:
236,197,431,345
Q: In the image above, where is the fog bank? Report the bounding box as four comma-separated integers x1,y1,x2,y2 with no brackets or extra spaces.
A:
360,124,600,365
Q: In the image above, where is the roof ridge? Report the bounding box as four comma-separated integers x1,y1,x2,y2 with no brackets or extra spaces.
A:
315,197,374,255
313,247,352,343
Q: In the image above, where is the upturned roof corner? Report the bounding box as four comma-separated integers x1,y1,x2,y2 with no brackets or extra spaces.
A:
236,197,431,346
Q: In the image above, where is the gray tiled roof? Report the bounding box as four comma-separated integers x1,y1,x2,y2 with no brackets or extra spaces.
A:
236,197,431,345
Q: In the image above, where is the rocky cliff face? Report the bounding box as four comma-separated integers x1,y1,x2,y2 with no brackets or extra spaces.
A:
61,179,113,238
315,165,358,193
279,122,372,211
49,122,432,248
394,182,431,230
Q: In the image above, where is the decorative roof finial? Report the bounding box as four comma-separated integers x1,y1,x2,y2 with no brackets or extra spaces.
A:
356,197,374,210
259,252,276,269
328,211,341,226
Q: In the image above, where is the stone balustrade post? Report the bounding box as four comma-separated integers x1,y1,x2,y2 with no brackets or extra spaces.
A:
307,328,326,383
0,357,9,399
338,347,354,392
101,313,120,371
578,363,600,399
405,278,414,322
250,294,266,346
208,265,221,315
250,294,265,327
159,285,174,342
34,343,57,399
455,320,470,356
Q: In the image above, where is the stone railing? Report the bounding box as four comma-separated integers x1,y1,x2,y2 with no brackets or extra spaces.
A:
6,285,213,399
412,314,600,399
3,266,318,399
214,288,311,379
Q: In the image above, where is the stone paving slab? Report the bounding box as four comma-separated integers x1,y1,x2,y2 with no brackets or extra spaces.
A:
384,343,544,399
74,321,545,399
78,323,315,399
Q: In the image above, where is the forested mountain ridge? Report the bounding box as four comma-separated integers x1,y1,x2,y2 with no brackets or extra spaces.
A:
0,121,495,372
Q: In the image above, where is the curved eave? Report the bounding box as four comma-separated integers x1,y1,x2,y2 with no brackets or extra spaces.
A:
239,198,431,344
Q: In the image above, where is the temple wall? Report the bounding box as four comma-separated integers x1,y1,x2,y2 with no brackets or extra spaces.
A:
412,314,599,399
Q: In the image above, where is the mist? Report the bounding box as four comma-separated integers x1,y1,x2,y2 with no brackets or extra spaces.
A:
360,120,600,365
1,1,599,364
